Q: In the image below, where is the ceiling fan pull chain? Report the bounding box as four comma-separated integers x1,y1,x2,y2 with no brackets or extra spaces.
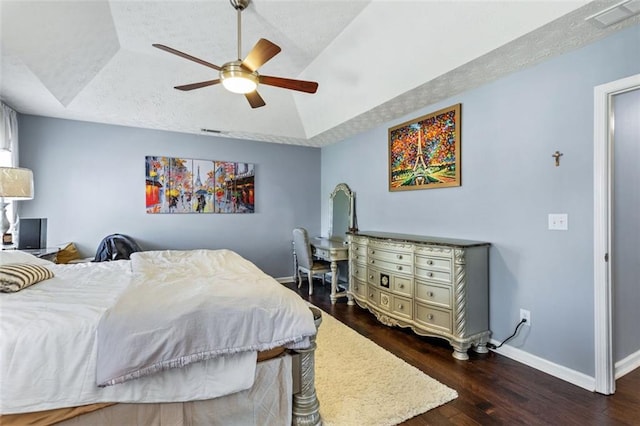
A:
237,8,242,60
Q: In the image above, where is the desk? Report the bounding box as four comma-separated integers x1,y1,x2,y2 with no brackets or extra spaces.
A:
310,237,350,304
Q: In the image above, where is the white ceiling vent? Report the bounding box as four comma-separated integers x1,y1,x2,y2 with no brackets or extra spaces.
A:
586,0,640,27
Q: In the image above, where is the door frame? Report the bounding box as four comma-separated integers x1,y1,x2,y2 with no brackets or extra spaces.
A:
593,73,640,395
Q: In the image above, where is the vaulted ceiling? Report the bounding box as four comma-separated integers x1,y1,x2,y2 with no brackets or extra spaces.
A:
1,1,637,146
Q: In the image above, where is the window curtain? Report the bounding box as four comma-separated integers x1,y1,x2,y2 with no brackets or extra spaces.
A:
1,102,18,157
0,102,20,233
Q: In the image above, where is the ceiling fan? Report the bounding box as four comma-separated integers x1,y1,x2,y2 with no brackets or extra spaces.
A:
153,0,318,109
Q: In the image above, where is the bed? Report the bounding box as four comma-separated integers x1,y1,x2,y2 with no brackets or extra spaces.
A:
0,249,322,425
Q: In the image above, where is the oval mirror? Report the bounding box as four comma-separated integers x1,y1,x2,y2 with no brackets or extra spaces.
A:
329,183,356,242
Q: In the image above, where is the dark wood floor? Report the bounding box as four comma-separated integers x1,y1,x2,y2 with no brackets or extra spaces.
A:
282,280,639,425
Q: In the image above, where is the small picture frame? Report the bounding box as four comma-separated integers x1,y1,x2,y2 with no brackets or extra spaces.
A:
2,233,13,245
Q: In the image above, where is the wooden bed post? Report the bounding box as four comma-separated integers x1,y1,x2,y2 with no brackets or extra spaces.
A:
291,306,322,426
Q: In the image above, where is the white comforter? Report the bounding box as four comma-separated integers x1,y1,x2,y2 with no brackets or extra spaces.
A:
0,249,315,415
97,249,316,386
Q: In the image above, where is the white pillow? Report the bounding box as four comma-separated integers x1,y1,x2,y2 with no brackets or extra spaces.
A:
0,250,55,267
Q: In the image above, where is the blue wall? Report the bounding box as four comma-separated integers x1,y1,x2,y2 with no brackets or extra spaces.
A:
18,116,321,279
321,25,640,377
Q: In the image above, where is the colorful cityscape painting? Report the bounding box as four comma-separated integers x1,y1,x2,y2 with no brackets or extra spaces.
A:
145,156,255,214
388,103,461,191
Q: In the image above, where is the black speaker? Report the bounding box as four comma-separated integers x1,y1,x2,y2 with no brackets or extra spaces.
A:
18,218,47,249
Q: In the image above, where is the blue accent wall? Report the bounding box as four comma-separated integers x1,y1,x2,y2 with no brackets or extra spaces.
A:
17,116,321,278
320,24,640,376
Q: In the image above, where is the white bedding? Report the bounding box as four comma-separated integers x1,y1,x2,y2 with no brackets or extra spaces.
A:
0,250,311,415
97,249,316,386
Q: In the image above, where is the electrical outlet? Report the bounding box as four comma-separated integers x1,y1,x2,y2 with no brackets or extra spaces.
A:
520,309,531,326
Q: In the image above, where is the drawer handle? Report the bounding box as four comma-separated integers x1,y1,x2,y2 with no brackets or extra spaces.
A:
369,275,374,280
397,254,403,260
370,250,375,254
427,314,434,320
427,291,434,297
370,260,375,264
397,266,403,271
369,293,374,297
398,304,404,310
399,284,404,289
427,260,434,265
427,272,434,277
354,285,358,290
355,269,359,274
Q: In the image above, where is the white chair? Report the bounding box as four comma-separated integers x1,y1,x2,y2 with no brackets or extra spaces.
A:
293,227,331,296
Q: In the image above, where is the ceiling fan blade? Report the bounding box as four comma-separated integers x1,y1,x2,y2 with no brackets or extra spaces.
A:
245,91,266,109
174,79,221,91
259,75,318,94
153,44,221,71
242,39,281,72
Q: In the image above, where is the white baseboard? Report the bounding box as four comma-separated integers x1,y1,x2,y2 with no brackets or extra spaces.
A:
615,349,640,379
489,339,596,392
275,276,295,284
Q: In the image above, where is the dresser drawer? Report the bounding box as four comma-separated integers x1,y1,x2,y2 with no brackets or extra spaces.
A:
392,295,412,319
415,255,451,272
351,263,367,281
367,268,380,287
415,303,452,333
368,257,411,275
415,266,452,285
351,278,367,299
391,275,412,297
351,243,368,260
415,281,451,309
367,286,380,307
368,247,412,265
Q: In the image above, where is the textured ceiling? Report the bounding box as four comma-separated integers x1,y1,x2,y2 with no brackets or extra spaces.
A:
1,1,638,147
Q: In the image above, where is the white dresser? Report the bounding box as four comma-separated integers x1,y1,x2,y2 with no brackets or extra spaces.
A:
348,231,490,360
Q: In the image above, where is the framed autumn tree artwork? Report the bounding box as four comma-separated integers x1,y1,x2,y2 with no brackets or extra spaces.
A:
388,103,461,191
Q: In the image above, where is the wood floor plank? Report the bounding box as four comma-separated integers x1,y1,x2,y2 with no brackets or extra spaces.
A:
283,280,639,425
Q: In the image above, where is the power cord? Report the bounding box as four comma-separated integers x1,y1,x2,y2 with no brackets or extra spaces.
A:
486,318,527,350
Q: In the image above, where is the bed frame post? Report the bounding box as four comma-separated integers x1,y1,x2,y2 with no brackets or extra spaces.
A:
291,306,322,426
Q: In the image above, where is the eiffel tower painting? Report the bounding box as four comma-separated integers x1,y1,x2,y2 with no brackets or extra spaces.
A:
412,129,429,185
388,103,461,192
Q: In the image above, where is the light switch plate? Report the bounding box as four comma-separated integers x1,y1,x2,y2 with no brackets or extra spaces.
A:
548,213,568,230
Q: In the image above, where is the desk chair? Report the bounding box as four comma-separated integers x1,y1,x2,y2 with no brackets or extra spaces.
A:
293,227,331,296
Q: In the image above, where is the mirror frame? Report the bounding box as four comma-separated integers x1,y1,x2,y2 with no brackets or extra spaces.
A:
329,183,357,240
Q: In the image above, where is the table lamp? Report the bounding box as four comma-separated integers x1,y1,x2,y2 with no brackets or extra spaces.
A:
0,167,34,244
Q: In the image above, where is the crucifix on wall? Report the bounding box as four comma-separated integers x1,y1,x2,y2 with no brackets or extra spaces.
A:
552,151,564,167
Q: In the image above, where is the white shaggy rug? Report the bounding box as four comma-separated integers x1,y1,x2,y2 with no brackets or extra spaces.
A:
314,310,458,426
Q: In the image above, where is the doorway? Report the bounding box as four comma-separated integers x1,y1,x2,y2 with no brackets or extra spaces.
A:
593,73,640,395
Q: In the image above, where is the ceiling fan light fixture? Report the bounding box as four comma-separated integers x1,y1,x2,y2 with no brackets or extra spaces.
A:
220,62,258,94
153,0,317,107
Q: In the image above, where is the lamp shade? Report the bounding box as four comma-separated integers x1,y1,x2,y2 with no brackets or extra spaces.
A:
0,167,34,199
